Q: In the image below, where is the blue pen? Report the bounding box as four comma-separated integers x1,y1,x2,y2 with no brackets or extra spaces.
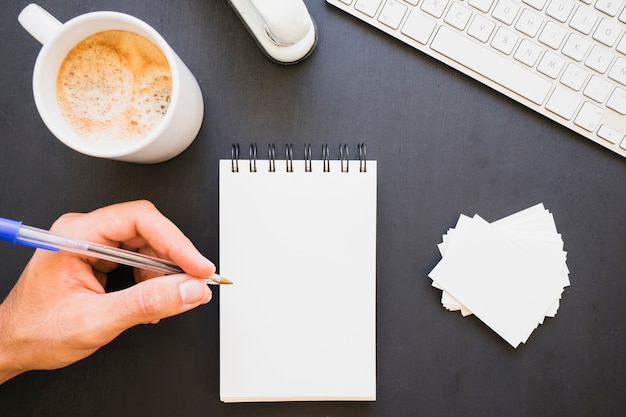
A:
0,217,231,285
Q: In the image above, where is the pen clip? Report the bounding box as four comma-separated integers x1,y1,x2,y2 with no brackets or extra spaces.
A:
0,217,59,252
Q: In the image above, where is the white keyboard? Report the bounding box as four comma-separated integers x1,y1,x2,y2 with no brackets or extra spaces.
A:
327,0,626,159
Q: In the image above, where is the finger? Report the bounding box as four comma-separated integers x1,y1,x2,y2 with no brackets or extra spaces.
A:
98,275,212,331
51,200,216,279
133,268,163,283
94,270,108,288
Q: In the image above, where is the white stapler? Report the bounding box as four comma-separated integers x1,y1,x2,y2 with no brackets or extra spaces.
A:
227,0,317,64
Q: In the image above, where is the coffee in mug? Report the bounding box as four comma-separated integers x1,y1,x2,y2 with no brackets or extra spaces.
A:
57,30,172,145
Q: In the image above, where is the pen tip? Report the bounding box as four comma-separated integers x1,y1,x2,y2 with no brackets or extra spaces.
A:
206,275,232,285
218,276,233,285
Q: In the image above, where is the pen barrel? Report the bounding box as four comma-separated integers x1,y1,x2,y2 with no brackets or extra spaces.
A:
15,224,66,251
86,244,183,274
15,224,224,284
18,225,183,274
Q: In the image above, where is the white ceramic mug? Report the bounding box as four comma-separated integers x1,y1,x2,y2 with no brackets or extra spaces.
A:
18,3,204,164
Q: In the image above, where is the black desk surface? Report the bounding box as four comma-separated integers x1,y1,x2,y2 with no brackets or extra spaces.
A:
1,1,625,416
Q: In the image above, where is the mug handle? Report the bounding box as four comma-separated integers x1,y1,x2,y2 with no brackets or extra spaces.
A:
18,3,63,45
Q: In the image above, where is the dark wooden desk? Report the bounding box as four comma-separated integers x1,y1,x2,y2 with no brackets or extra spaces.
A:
1,1,625,416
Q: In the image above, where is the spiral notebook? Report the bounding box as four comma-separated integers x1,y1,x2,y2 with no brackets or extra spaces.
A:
219,144,377,403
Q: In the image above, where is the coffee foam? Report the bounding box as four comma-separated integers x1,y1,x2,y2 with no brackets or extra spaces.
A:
56,30,172,144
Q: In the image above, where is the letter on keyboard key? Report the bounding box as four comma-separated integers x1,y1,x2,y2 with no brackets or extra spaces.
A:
562,33,590,61
421,0,450,18
468,15,496,43
491,27,519,54
539,21,567,49
595,0,623,16
444,2,472,30
431,27,552,105
593,18,622,47
514,39,542,67
538,51,566,78
569,6,597,35
492,0,521,25
585,46,614,73
515,9,543,37
546,0,576,22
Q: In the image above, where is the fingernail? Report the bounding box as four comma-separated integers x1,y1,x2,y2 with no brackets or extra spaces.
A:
179,279,210,305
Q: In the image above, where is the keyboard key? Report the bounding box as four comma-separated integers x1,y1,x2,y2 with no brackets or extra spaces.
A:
445,2,473,30
468,14,496,42
585,46,614,73
421,0,450,18
401,11,437,44
574,101,604,131
538,50,566,78
492,0,521,25
561,63,589,90
355,0,383,17
539,21,567,49
515,39,543,66
546,0,576,22
607,87,626,113
432,26,552,104
584,75,614,102
492,26,519,54
562,33,591,61
379,0,408,29
569,6,598,35
595,0,624,17
516,9,544,37
593,18,623,47
546,86,581,118
597,124,623,143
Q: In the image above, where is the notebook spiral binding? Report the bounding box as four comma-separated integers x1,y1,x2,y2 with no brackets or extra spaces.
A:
231,143,367,173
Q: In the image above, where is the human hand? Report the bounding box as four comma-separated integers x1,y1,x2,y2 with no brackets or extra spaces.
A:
0,200,214,383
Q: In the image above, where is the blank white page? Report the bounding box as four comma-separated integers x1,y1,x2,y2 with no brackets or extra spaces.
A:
219,159,377,402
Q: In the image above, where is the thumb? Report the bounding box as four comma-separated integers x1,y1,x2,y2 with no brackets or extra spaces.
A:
103,275,212,331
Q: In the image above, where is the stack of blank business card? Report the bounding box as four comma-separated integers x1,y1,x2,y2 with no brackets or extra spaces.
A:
428,204,569,348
